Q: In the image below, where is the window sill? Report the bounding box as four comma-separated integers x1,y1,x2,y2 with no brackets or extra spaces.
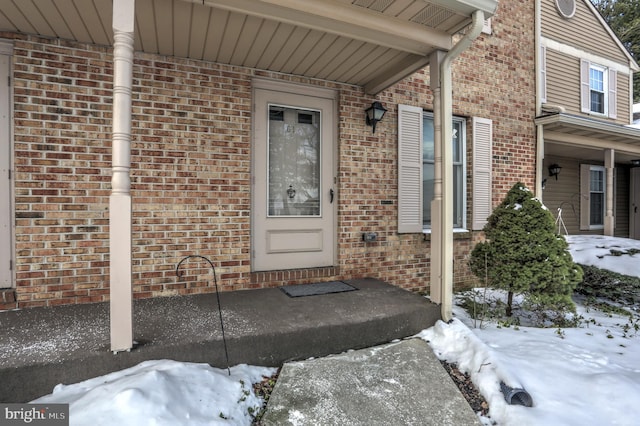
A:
587,111,609,119
422,229,471,241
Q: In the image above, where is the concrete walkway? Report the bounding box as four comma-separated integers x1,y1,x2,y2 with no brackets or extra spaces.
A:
0,278,441,402
262,338,482,426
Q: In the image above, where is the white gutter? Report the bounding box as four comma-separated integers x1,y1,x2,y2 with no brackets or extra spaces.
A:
438,9,485,322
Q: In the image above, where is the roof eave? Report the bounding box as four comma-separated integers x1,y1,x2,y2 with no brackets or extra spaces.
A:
536,112,640,141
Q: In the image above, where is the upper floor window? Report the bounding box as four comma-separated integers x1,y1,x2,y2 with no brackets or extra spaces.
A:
580,59,617,119
589,64,607,115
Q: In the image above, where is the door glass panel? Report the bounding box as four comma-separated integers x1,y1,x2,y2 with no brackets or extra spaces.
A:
268,105,321,216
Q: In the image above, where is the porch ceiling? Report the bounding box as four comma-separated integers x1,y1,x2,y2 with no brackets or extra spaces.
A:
537,113,640,162
0,0,497,94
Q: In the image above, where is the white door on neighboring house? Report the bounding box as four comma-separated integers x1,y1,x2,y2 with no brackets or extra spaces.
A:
0,47,11,288
631,168,640,240
252,81,337,271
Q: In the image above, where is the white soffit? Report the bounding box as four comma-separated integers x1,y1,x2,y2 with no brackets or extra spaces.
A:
0,0,497,93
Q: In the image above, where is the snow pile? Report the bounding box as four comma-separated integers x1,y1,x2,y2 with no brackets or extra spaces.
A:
423,300,640,426
416,319,522,423
33,360,276,426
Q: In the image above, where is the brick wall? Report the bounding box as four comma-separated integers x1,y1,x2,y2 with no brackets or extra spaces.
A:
3,0,536,308
11,36,112,308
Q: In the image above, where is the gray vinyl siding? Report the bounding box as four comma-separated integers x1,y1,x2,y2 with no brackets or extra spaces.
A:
543,156,582,235
616,74,630,123
544,48,631,125
545,49,581,114
543,155,631,237
541,0,629,65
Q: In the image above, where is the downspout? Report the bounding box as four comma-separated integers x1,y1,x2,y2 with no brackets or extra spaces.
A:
535,0,544,199
439,10,485,322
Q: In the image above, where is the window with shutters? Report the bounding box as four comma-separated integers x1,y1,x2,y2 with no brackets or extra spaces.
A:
422,113,466,230
589,166,606,227
398,105,491,234
580,59,616,118
580,164,606,230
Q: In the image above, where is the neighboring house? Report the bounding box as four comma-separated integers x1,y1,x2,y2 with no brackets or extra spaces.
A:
536,0,640,240
0,0,543,349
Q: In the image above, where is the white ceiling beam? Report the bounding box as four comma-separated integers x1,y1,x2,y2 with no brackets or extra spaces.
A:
425,0,498,17
187,0,453,55
544,131,640,155
364,54,432,95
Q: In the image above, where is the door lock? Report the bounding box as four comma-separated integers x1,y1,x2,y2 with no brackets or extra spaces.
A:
329,188,334,203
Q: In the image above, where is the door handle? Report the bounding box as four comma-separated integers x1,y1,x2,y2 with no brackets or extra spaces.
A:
330,188,334,204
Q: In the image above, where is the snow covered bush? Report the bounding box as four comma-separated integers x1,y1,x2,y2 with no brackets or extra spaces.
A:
469,182,583,323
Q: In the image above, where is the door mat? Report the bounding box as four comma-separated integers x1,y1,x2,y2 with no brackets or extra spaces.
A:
280,281,357,298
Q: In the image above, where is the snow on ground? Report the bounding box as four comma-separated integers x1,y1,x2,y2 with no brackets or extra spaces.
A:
420,302,640,426
566,234,640,276
420,235,640,426
33,360,276,426
32,235,640,425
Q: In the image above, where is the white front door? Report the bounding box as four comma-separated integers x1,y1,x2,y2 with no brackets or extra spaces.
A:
631,168,640,240
252,81,336,271
0,48,11,287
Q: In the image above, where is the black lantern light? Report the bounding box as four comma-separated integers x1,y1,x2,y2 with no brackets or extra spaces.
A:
548,164,562,180
365,101,387,134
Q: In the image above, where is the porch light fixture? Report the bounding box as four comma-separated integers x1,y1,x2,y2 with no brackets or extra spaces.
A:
631,159,640,167
548,164,562,180
365,101,387,134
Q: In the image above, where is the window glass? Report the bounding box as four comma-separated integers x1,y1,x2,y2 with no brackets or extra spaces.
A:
589,167,605,226
422,114,466,229
268,105,321,216
589,65,606,114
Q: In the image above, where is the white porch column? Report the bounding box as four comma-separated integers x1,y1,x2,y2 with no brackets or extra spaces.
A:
604,149,615,236
110,0,135,353
429,51,445,304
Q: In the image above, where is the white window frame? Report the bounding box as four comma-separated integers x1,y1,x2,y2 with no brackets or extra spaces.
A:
0,41,13,289
422,112,467,231
580,164,606,230
589,64,607,116
540,45,547,104
588,165,606,229
580,59,617,119
398,105,491,235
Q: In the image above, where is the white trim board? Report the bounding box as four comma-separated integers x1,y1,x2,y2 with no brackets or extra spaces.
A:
541,36,631,75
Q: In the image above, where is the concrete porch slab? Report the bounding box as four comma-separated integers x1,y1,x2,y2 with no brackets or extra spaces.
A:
0,278,440,402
